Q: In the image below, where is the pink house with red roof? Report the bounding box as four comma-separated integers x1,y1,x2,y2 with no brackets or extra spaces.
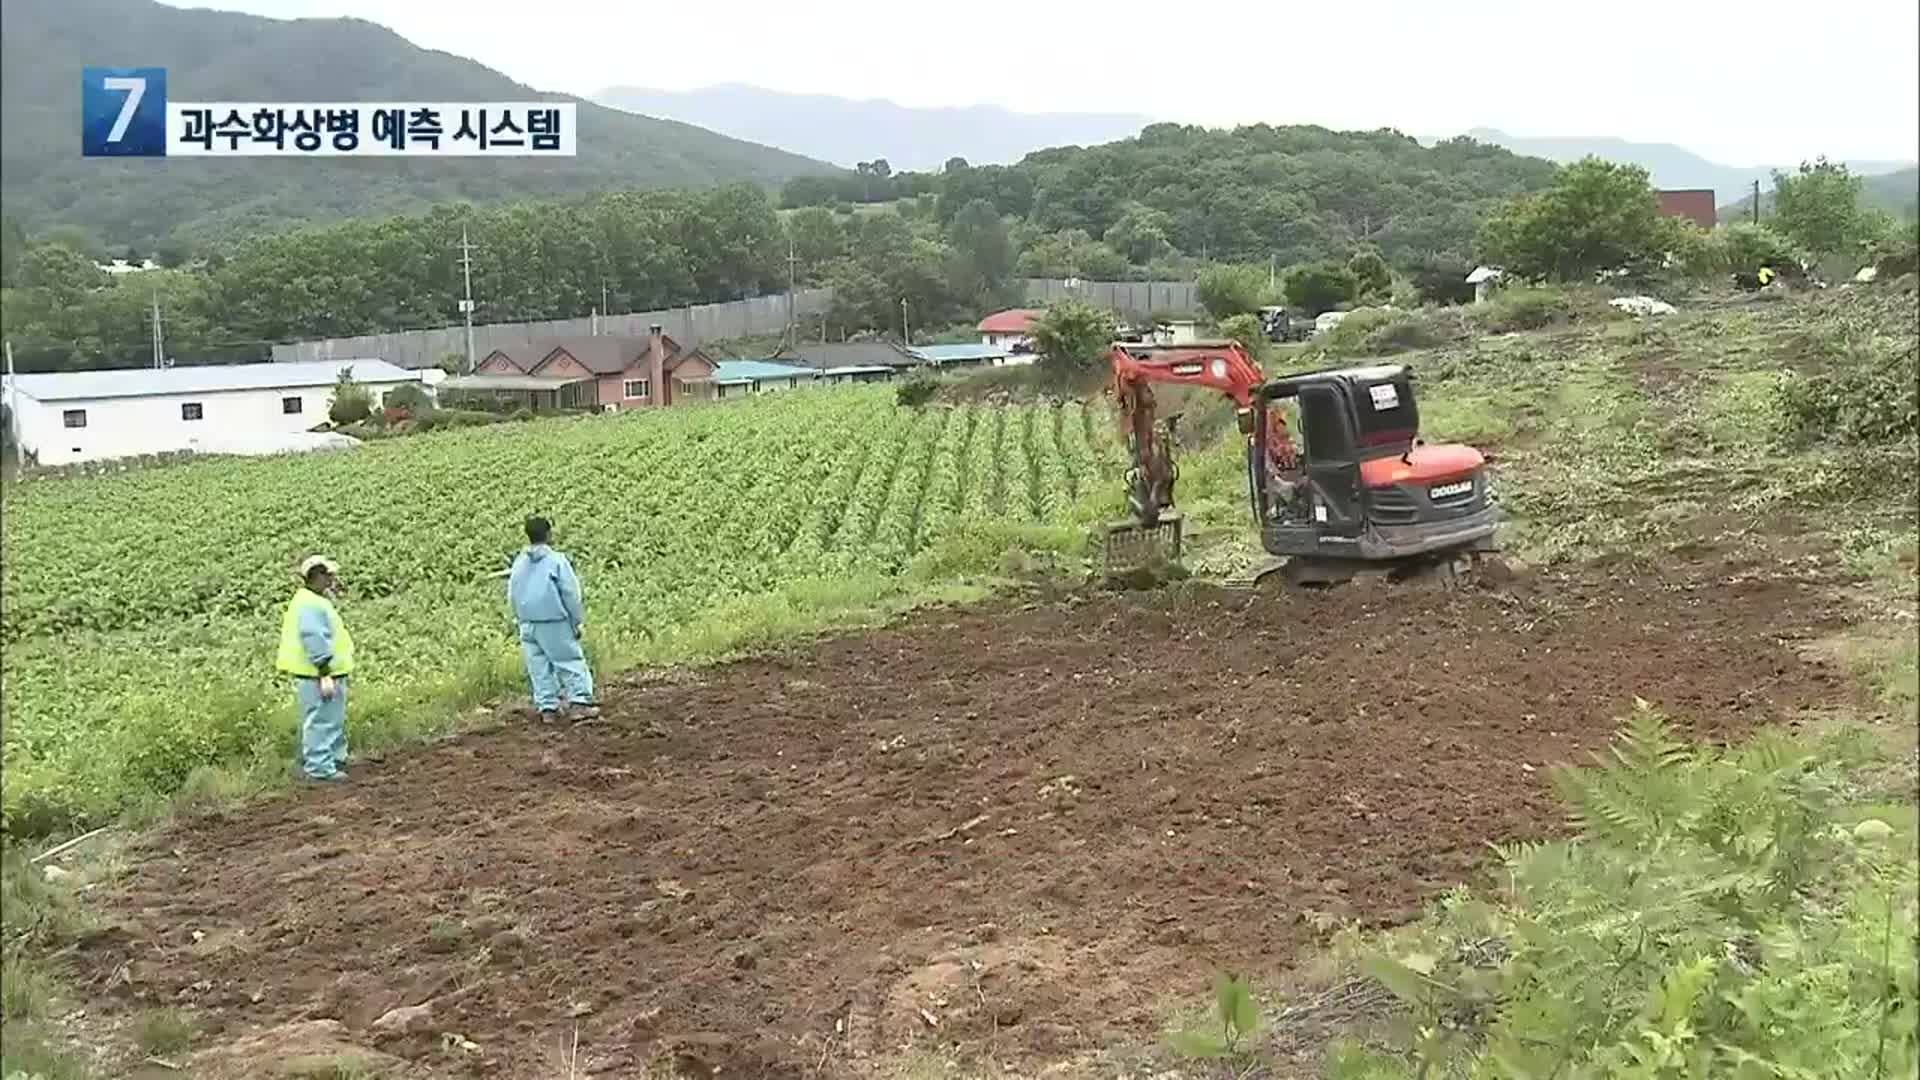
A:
977,309,1044,352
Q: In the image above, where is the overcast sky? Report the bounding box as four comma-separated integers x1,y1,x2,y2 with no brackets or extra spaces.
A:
172,0,1918,166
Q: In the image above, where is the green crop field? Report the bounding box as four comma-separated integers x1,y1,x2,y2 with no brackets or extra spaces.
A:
0,388,1127,834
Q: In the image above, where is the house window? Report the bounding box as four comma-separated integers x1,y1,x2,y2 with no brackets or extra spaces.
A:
623,379,650,399
181,402,204,421
282,396,303,414
62,409,87,428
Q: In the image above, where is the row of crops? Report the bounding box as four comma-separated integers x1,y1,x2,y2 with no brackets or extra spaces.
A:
0,388,1127,832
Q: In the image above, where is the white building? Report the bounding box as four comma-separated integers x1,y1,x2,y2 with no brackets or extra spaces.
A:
4,360,422,466
98,258,161,275
1150,319,1205,345
1466,265,1505,305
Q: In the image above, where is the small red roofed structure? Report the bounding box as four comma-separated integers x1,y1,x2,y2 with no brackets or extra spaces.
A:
977,309,1044,350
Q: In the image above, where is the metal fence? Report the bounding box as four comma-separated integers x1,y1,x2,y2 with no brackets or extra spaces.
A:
270,280,1203,367
270,288,834,368
1020,279,1201,317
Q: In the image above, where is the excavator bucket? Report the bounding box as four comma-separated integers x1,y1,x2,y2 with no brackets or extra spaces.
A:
1102,511,1183,574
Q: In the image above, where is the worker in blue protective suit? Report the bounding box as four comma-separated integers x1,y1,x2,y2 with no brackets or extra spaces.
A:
507,516,600,723
276,555,355,782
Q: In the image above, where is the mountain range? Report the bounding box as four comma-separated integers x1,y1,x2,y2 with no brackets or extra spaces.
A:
594,84,1916,213
0,0,839,252
1451,129,1915,209
596,84,1151,173
8,3,1912,258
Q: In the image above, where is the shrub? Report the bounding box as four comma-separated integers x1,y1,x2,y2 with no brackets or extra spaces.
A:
384,382,433,414
327,369,373,425
1028,299,1117,385
1720,221,1806,276
1217,313,1267,358
1284,262,1359,315
1311,308,1460,357
1872,220,1920,277
1470,285,1586,333
1361,311,1455,354
414,408,505,433
1315,308,1398,354
1348,250,1391,301
1407,255,1477,305
1195,264,1268,321
895,368,940,408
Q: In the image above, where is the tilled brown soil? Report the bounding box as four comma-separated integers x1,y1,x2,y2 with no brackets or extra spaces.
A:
75,563,1857,1077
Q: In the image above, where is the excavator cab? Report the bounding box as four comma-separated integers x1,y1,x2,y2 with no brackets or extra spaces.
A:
1246,365,1500,585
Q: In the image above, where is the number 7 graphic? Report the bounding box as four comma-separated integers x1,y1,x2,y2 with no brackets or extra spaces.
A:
102,77,147,143
82,67,167,157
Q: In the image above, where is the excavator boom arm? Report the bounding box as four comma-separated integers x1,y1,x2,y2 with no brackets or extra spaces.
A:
1108,342,1294,528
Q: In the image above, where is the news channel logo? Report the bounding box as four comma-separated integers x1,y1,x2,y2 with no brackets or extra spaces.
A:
81,66,576,158
81,67,168,157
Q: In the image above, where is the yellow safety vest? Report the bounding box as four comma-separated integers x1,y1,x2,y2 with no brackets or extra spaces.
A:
276,588,354,676
1758,266,1775,285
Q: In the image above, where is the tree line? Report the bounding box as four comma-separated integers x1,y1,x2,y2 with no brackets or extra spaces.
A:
5,133,1908,373
0,181,1030,371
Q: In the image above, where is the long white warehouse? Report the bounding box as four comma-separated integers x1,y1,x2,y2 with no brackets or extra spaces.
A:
3,360,422,466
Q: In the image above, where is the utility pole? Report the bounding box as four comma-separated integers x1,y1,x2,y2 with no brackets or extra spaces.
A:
1268,254,1276,293
1752,179,1761,224
900,297,910,345
150,290,165,369
458,226,478,375
6,340,20,469
786,236,798,349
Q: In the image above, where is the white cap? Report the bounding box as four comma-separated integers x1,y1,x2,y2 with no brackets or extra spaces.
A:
298,555,338,578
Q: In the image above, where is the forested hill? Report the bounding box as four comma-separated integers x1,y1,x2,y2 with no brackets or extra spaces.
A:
0,0,840,254
1720,167,1920,221
787,123,1561,279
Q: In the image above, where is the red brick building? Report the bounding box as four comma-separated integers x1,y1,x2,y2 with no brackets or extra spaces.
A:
1656,189,1717,229
470,327,716,410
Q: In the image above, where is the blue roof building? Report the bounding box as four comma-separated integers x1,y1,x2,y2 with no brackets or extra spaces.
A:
908,344,1012,366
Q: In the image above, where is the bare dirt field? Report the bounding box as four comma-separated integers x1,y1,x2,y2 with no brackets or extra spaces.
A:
73,556,1861,1078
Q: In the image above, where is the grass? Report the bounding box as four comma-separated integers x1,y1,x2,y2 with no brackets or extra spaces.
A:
133,1008,197,1057
1,946,59,1021
0,1024,91,1080
2,846,92,1078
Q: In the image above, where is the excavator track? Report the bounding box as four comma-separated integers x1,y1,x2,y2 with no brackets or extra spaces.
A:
1222,556,1291,591
1223,549,1508,592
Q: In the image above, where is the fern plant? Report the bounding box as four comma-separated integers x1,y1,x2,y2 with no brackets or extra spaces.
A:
1332,705,1919,1080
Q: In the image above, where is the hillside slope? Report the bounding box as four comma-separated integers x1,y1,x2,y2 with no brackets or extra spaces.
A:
598,83,1151,171
937,124,1560,271
0,0,840,252
1453,128,1913,206
1719,166,1920,220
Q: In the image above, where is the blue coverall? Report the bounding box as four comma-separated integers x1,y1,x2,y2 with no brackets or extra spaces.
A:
506,543,596,712
292,599,350,779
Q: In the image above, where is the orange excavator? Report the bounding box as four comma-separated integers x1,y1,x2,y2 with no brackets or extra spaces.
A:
1104,341,1502,587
